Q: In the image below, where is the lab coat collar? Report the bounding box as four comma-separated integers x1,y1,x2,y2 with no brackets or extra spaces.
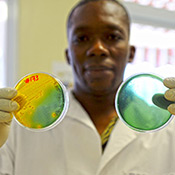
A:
97,119,138,173
66,90,98,132
67,90,138,172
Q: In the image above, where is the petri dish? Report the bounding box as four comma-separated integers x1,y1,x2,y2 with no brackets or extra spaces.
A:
115,73,173,133
12,72,69,131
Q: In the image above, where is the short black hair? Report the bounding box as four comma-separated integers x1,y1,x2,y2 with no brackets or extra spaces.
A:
66,0,131,34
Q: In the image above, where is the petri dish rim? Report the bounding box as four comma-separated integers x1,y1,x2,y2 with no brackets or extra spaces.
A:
13,71,69,132
115,73,173,133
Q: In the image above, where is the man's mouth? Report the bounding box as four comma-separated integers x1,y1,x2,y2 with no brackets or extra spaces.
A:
84,65,114,72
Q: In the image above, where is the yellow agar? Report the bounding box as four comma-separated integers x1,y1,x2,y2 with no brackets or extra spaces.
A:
12,72,65,130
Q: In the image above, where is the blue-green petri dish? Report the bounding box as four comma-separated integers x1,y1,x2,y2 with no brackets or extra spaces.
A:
115,73,173,133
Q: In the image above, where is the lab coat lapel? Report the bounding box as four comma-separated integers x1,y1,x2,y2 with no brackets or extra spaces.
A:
97,119,138,173
66,91,97,130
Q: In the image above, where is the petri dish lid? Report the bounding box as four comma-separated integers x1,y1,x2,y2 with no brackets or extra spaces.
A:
115,73,173,133
12,72,69,132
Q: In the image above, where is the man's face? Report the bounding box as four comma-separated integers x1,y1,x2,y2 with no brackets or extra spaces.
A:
66,0,135,96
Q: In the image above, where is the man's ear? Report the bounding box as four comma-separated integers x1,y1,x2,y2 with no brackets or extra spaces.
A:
128,45,136,63
65,48,71,65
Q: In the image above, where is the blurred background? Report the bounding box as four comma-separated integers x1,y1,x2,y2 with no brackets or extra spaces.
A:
0,0,175,87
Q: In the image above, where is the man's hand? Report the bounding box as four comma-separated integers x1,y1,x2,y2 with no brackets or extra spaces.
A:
163,77,175,115
0,88,19,147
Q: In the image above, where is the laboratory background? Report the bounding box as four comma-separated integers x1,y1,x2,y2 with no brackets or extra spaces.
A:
0,0,175,88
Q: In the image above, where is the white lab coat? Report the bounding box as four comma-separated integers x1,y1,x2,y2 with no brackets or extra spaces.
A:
0,91,175,175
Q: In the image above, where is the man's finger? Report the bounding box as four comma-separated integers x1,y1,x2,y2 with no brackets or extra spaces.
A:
164,89,175,102
0,99,19,112
0,111,13,123
163,77,175,89
167,103,175,115
0,88,17,99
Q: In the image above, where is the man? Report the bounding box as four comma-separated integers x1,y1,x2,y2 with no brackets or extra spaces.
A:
0,0,175,174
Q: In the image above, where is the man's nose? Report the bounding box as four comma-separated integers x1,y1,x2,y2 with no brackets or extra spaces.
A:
86,39,109,57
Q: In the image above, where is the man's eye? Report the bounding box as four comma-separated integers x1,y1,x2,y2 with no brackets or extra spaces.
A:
76,35,89,42
107,34,122,41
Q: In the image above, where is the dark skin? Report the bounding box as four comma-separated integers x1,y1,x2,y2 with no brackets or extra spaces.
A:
66,0,135,135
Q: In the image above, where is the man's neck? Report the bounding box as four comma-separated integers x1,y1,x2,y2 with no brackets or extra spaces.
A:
73,89,118,135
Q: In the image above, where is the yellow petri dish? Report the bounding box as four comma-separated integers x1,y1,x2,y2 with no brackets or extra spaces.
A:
12,72,69,131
